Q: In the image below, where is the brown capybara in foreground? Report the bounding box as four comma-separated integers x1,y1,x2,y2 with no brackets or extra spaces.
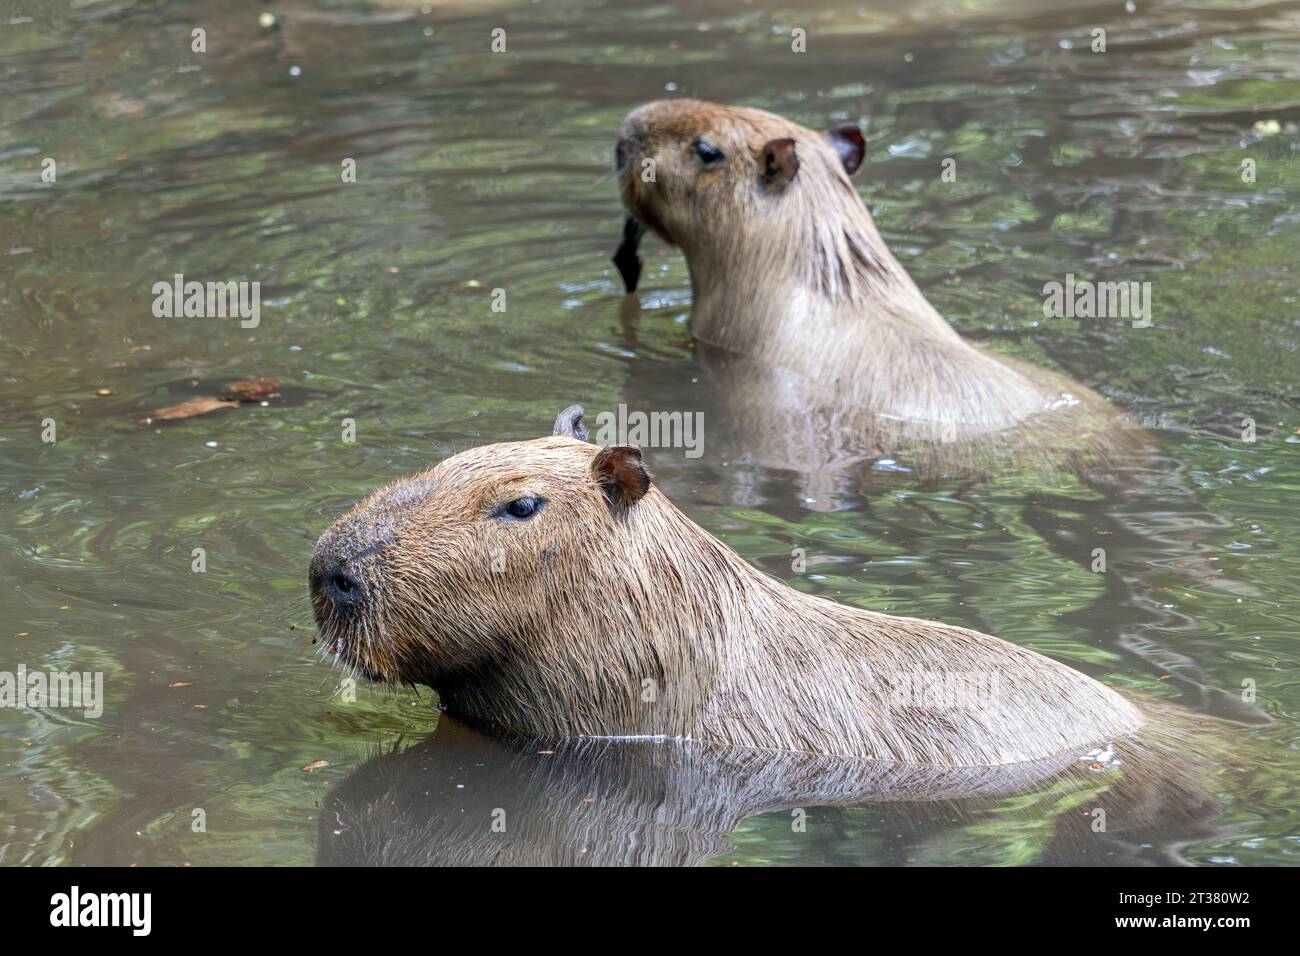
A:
309,406,1205,769
612,99,1147,486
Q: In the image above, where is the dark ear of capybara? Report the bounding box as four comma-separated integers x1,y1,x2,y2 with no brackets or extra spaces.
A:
761,138,799,188
826,125,866,175
553,404,589,441
592,445,651,511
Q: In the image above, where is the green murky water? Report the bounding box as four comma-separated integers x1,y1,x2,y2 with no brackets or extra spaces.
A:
1,0,1296,865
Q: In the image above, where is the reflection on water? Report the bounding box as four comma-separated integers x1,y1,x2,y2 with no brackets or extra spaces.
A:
0,0,1297,866
319,712,1222,867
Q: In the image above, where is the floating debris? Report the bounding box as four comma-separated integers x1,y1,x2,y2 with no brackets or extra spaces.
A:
141,396,239,423
221,376,281,402
138,376,284,424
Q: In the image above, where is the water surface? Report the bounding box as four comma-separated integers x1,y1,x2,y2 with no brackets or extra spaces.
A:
1,0,1297,866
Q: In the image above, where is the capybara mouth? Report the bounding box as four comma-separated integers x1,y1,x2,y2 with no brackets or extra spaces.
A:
312,614,403,686
309,571,404,686
617,166,674,248
309,517,417,685
311,599,369,679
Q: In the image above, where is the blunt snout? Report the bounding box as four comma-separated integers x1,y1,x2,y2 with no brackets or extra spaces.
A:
309,553,367,611
309,478,437,624
614,100,681,172
615,119,643,173
309,526,394,619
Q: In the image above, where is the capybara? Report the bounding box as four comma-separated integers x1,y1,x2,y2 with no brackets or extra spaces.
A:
309,406,1175,768
612,99,1148,486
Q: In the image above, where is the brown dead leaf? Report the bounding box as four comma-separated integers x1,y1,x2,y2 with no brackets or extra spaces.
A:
145,396,238,422
221,377,281,402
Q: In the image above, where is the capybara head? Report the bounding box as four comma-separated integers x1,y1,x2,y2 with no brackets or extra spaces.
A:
309,406,667,701
616,98,865,252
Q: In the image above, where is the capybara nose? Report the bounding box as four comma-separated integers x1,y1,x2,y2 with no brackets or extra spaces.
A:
616,113,648,172
312,558,366,610
615,134,634,172
326,564,364,606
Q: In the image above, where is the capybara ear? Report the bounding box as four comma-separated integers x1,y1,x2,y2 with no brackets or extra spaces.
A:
761,137,799,188
826,125,866,175
553,404,589,442
591,445,651,510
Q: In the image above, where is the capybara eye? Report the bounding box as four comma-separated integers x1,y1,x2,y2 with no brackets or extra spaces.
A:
497,496,546,521
693,138,724,165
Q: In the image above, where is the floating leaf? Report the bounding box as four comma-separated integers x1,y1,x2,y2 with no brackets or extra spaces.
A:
221,377,281,402
143,396,239,422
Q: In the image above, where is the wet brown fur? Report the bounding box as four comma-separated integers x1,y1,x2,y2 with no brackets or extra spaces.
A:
312,427,1153,767
616,99,1148,482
